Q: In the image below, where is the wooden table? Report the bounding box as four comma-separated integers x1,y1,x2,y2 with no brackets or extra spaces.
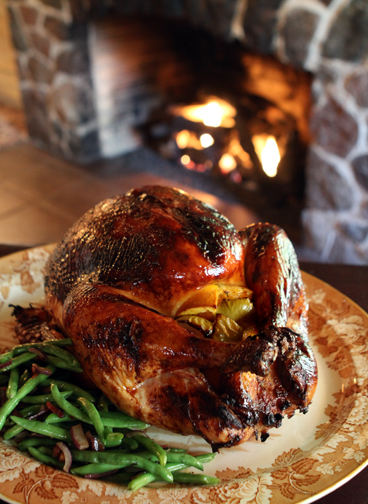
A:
0,244,367,504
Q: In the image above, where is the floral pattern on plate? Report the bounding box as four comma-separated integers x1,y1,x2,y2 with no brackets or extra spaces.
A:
0,246,367,504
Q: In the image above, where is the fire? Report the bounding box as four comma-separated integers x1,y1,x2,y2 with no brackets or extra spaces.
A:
219,153,237,173
172,97,281,181
252,135,280,178
171,97,236,128
200,133,214,148
175,130,214,150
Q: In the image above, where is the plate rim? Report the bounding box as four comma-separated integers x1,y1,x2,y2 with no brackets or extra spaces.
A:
0,245,367,504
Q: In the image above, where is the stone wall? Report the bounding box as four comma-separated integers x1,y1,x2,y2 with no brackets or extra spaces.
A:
7,0,99,162
7,0,368,263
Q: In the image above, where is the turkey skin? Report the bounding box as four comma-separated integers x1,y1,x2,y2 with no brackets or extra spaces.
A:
44,185,318,449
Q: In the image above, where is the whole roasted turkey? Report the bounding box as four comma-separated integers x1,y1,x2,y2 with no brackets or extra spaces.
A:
44,185,317,449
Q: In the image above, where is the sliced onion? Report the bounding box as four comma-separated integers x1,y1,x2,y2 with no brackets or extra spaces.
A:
28,347,46,360
70,423,89,450
84,470,119,479
31,363,53,376
86,430,104,451
28,406,48,421
52,444,61,458
56,442,72,472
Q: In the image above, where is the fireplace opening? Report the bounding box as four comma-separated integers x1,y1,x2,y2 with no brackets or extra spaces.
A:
90,15,312,239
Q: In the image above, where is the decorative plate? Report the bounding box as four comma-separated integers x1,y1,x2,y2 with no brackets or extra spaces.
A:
0,246,367,504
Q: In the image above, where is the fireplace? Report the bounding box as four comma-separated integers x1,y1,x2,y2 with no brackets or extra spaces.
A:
7,0,368,264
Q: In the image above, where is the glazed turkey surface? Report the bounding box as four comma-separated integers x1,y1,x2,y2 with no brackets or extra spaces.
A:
44,185,318,449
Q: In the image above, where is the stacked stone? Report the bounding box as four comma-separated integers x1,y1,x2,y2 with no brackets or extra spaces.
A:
272,0,368,264
7,0,99,162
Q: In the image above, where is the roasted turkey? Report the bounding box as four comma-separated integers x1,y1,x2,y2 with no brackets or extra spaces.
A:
43,185,317,449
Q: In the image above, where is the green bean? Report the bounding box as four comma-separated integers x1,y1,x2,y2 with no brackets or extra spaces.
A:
97,394,112,434
128,462,188,491
195,452,216,464
0,369,53,430
6,367,19,399
100,412,149,430
18,404,44,417
3,423,24,440
9,338,73,363
0,349,13,364
47,379,95,402
45,412,73,424
166,451,203,470
17,437,57,451
77,397,105,441
21,390,72,404
71,450,127,464
50,384,90,423
34,445,52,456
104,432,124,448
10,415,70,442
27,446,63,469
19,369,29,386
172,472,219,485
42,344,80,368
133,434,167,466
45,355,82,373
11,339,73,356
70,450,173,482
0,352,35,373
127,453,217,491
71,462,131,476
121,437,139,450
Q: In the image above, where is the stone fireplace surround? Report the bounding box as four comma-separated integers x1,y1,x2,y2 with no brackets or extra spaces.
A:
6,0,368,264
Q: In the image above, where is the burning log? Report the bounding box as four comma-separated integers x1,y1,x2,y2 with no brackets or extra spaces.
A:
138,93,305,218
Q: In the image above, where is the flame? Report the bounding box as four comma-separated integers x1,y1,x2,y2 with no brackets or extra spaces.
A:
176,130,191,149
180,154,191,166
200,133,214,148
252,135,280,178
175,130,214,150
171,97,236,128
219,153,237,173
227,133,252,169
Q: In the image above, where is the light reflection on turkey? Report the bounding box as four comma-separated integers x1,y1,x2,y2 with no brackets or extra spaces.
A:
44,185,317,450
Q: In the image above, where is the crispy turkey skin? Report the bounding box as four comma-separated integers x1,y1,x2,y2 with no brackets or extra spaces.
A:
43,185,318,449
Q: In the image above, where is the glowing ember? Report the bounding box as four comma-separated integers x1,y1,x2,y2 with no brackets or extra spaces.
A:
200,133,214,148
219,153,237,174
227,134,252,170
180,154,191,166
176,130,191,149
252,135,280,178
175,130,215,151
171,97,236,128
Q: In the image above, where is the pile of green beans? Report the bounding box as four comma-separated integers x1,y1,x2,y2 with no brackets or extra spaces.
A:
0,339,219,490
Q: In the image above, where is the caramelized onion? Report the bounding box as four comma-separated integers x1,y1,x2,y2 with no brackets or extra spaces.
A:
46,401,64,418
56,441,72,472
70,423,89,450
31,363,52,376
